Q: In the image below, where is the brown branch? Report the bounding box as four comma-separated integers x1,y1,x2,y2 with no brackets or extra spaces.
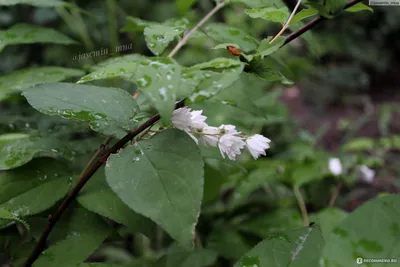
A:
23,101,184,267
281,0,363,47
329,182,343,207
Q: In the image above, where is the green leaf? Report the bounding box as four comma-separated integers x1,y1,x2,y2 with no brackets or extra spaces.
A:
166,245,218,267
144,25,181,56
207,228,252,259
132,57,181,122
176,0,198,15
235,225,325,267
342,137,375,151
78,55,143,83
105,129,204,248
248,57,293,85
121,17,156,32
0,67,84,101
0,158,72,216
320,195,400,266
345,2,373,12
256,37,285,58
290,8,319,26
325,0,348,16
0,207,30,231
33,207,111,267
0,0,66,7
0,133,70,170
142,18,190,55
77,168,156,238
204,23,259,52
309,208,347,241
178,68,209,99
22,83,139,137
245,6,290,24
240,209,303,238
186,58,244,102
231,0,287,8
0,24,76,52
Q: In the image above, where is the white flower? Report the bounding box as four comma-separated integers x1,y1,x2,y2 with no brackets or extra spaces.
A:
198,126,219,147
359,165,375,183
329,158,342,176
190,110,207,129
218,134,245,160
219,124,238,135
246,134,271,159
172,107,192,131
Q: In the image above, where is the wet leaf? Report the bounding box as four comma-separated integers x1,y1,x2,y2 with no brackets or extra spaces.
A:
235,226,325,267
144,25,181,56
33,208,111,267
77,169,156,238
0,24,77,52
186,58,244,102
132,57,181,122
105,129,204,248
22,83,139,137
0,158,72,217
245,6,290,24
78,55,143,83
0,67,84,101
204,23,259,53
0,133,70,170
320,195,400,266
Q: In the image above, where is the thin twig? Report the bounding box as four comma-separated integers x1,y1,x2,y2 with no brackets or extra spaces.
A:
329,182,342,208
168,0,226,58
281,0,363,47
293,185,309,226
78,136,111,177
270,0,303,43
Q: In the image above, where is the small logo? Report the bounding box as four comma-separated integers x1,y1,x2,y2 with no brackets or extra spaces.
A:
369,0,400,5
357,258,363,265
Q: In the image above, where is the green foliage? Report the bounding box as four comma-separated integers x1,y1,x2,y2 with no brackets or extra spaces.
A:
23,83,140,137
235,225,325,267
0,1,397,266
0,67,84,101
105,129,204,248
320,195,400,266
0,24,76,52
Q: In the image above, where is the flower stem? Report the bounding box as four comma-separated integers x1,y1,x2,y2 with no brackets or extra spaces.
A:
293,185,309,226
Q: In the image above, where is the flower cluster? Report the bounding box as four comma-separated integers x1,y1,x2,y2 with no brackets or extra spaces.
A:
172,107,271,160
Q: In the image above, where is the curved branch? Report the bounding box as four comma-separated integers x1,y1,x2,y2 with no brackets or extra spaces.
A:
282,0,363,47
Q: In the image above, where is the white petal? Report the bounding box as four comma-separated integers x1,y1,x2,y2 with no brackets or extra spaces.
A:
246,134,271,159
172,107,192,131
218,134,245,160
219,124,238,134
190,110,207,129
359,165,375,183
198,126,219,147
328,158,342,176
